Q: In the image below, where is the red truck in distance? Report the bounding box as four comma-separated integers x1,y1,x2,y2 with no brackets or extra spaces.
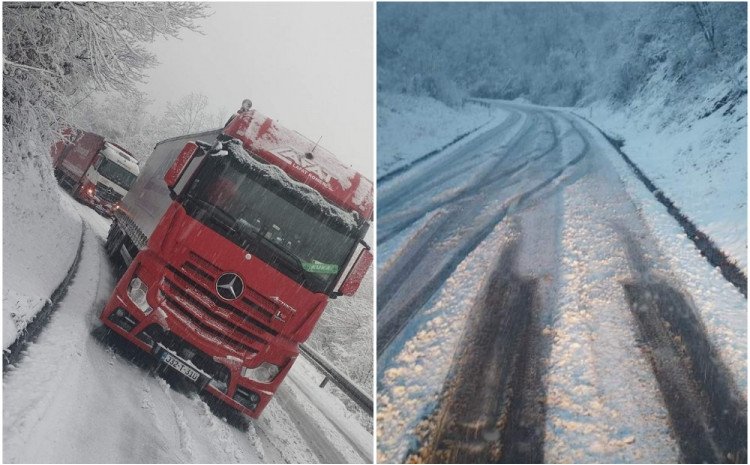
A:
51,128,140,217
100,100,373,419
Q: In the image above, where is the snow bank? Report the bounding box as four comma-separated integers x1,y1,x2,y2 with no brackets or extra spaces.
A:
574,71,747,271
377,92,495,178
3,150,82,350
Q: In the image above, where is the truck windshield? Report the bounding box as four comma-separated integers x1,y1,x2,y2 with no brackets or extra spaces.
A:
97,157,137,190
183,154,362,294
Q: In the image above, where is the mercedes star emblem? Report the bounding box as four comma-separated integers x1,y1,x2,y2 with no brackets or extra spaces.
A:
216,272,244,300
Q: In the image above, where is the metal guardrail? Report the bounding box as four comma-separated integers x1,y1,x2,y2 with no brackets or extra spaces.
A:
299,344,373,416
463,97,492,108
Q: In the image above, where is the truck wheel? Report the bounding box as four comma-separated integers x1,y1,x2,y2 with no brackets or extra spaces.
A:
90,324,113,343
104,224,128,276
201,393,251,431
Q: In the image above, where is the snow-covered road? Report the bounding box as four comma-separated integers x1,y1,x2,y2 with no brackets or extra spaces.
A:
3,200,372,464
376,101,746,463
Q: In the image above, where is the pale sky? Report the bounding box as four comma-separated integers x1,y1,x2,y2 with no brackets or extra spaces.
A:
139,2,373,178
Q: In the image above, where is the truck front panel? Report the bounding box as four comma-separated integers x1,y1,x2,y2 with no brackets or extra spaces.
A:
102,198,339,417
79,147,138,215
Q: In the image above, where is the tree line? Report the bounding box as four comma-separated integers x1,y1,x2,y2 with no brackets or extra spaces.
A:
377,2,746,107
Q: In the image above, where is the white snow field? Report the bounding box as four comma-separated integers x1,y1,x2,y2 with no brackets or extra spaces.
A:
3,199,373,464
376,97,746,463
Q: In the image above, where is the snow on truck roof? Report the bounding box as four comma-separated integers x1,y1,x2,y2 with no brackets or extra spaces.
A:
223,109,373,221
224,140,359,232
102,142,140,174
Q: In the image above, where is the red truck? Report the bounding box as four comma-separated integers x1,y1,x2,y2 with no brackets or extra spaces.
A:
100,101,373,419
51,129,140,217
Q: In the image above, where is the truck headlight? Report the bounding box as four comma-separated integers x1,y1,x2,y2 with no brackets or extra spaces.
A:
127,277,152,315
241,362,280,383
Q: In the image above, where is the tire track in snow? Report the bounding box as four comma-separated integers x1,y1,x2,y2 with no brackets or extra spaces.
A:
378,111,532,243
158,379,197,461
414,239,545,463
379,113,558,245
378,109,523,214
378,113,587,358
620,232,747,463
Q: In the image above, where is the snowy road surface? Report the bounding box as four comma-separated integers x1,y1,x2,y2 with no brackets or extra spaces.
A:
4,199,372,464
376,101,746,463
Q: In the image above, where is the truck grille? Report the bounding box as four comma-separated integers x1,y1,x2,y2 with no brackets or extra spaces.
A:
163,256,284,357
186,252,282,317
96,183,122,203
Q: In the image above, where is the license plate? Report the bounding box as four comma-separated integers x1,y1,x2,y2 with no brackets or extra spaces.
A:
161,352,200,382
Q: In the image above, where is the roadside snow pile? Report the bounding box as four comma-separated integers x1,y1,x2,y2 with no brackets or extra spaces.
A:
3,152,82,350
579,66,747,271
377,92,494,178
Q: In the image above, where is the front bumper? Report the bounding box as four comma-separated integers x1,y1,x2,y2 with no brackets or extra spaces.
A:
99,254,295,418
76,182,118,217
78,191,115,217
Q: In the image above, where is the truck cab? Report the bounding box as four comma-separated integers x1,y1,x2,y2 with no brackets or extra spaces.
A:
100,102,372,419
78,142,140,217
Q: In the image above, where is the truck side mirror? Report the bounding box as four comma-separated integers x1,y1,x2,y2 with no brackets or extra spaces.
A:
339,248,373,296
164,142,202,191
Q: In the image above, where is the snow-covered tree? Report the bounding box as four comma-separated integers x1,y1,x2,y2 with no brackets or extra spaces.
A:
377,3,746,107
68,91,155,162
3,2,209,172
163,91,211,135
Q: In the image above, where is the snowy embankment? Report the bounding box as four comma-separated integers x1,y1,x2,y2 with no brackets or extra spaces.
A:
377,92,499,179
377,92,510,265
3,158,83,350
574,70,747,272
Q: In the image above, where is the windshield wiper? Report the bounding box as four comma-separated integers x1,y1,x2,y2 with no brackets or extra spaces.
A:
234,219,314,282
190,197,238,232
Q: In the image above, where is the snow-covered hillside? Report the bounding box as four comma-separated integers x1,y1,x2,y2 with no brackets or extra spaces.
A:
577,67,747,270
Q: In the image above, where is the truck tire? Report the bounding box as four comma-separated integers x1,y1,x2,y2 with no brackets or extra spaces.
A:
105,222,127,270
201,393,251,431
104,222,121,257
